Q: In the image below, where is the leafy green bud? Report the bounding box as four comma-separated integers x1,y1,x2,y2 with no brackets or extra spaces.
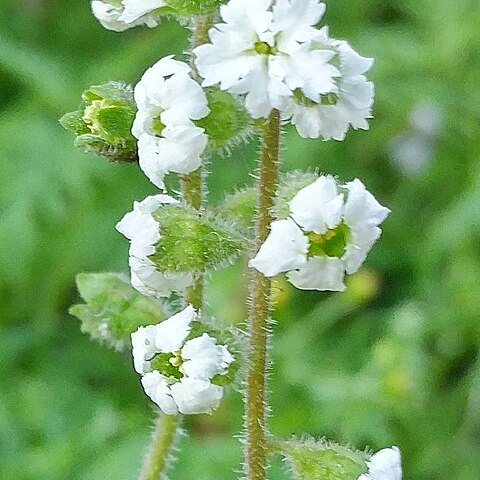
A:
60,81,137,163
196,88,250,152
150,204,246,273
276,437,368,480
69,273,167,351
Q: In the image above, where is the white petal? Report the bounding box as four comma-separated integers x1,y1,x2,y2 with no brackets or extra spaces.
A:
116,194,176,246
129,256,192,298
137,127,207,189
141,371,178,414
290,175,344,234
119,0,164,24
91,1,131,32
342,226,381,274
154,305,197,353
249,219,308,277
367,446,402,480
170,378,224,414
272,0,325,52
343,179,390,230
181,333,233,380
287,256,346,291
159,73,209,126
131,325,157,374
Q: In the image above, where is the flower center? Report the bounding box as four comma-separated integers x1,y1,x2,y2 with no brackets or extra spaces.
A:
254,41,277,55
151,116,166,136
293,89,339,108
307,222,349,258
150,351,183,379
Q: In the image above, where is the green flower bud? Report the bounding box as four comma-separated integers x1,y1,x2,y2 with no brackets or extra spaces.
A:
149,204,246,273
69,273,168,351
276,437,368,480
60,81,137,163
196,88,250,152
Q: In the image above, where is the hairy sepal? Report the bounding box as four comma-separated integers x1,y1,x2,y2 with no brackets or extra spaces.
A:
150,204,246,273
277,437,368,480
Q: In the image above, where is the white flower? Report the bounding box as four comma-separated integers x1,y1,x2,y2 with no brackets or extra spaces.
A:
170,378,224,415
249,176,390,291
131,306,234,415
193,0,340,118
116,194,193,298
137,126,207,189
358,446,402,480
283,37,374,140
132,56,210,188
91,0,163,32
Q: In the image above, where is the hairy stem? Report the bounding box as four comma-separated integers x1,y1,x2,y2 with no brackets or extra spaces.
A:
245,110,281,480
139,414,181,480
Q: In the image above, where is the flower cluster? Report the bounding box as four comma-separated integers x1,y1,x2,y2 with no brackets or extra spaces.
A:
193,0,373,140
250,175,390,291
132,306,234,414
132,56,210,189
358,447,402,480
116,194,192,298
91,0,163,32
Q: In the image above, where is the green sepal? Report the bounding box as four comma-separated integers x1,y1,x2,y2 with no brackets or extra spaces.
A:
60,81,138,163
69,273,168,351
165,0,226,15
196,88,250,152
150,204,246,273
59,111,90,135
215,171,319,230
217,187,257,231
276,437,368,480
275,171,319,218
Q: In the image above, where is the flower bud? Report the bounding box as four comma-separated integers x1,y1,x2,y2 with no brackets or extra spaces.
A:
69,273,167,351
277,437,369,480
60,81,137,163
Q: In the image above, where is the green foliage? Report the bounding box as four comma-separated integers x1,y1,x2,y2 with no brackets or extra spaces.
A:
196,88,250,152
60,81,137,163
277,438,368,480
151,204,246,272
70,273,168,351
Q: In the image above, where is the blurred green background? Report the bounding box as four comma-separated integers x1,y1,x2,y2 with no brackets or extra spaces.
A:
1,0,480,479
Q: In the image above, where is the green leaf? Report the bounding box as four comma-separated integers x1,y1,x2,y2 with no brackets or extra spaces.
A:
69,273,168,351
277,438,368,480
150,204,246,273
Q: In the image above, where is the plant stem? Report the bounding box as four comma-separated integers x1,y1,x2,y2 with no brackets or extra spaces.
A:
139,414,181,480
245,110,281,480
